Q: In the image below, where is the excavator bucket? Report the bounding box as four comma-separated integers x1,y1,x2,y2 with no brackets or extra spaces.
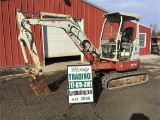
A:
29,78,53,96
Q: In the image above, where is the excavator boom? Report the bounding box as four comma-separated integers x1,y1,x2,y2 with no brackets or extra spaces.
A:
16,9,99,96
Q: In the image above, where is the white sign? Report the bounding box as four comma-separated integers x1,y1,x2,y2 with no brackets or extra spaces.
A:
67,65,94,104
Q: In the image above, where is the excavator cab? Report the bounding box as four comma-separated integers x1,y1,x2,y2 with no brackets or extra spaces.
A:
99,12,140,61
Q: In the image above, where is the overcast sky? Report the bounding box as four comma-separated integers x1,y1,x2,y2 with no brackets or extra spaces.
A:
87,0,160,28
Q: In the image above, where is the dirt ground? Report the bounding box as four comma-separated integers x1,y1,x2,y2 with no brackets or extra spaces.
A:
0,58,160,120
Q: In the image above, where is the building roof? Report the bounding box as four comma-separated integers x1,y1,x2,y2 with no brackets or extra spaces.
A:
82,0,152,30
81,0,110,13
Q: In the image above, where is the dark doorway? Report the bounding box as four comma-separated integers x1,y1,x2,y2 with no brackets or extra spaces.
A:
45,55,81,65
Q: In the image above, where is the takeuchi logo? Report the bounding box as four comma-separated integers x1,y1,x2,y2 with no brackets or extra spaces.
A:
71,67,89,72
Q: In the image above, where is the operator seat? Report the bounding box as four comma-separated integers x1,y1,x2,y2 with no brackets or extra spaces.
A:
121,27,134,43
120,27,134,55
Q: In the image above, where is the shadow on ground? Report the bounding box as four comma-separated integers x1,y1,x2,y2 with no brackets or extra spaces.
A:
0,68,25,76
130,113,150,120
48,74,67,92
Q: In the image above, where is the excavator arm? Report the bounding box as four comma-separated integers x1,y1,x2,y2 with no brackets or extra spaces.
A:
16,9,99,96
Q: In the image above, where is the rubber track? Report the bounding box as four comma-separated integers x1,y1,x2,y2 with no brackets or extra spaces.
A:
102,70,149,90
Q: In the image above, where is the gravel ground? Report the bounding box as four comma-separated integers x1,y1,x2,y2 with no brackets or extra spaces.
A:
0,58,160,120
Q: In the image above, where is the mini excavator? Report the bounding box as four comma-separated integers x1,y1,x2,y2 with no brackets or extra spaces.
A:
16,9,149,96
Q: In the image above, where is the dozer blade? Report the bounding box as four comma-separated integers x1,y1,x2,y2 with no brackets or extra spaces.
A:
29,78,53,96
102,71,149,90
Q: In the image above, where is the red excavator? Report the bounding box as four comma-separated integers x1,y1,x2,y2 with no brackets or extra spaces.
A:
16,9,149,96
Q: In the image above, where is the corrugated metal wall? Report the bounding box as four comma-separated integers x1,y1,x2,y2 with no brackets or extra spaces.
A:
0,0,106,68
0,0,151,68
139,25,151,55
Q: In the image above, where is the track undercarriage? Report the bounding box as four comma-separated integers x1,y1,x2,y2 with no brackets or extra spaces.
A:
101,70,149,90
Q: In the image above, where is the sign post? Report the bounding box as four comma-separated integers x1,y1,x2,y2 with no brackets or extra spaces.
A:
67,65,94,106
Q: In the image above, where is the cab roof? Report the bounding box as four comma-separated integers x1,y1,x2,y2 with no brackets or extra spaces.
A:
104,11,140,22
